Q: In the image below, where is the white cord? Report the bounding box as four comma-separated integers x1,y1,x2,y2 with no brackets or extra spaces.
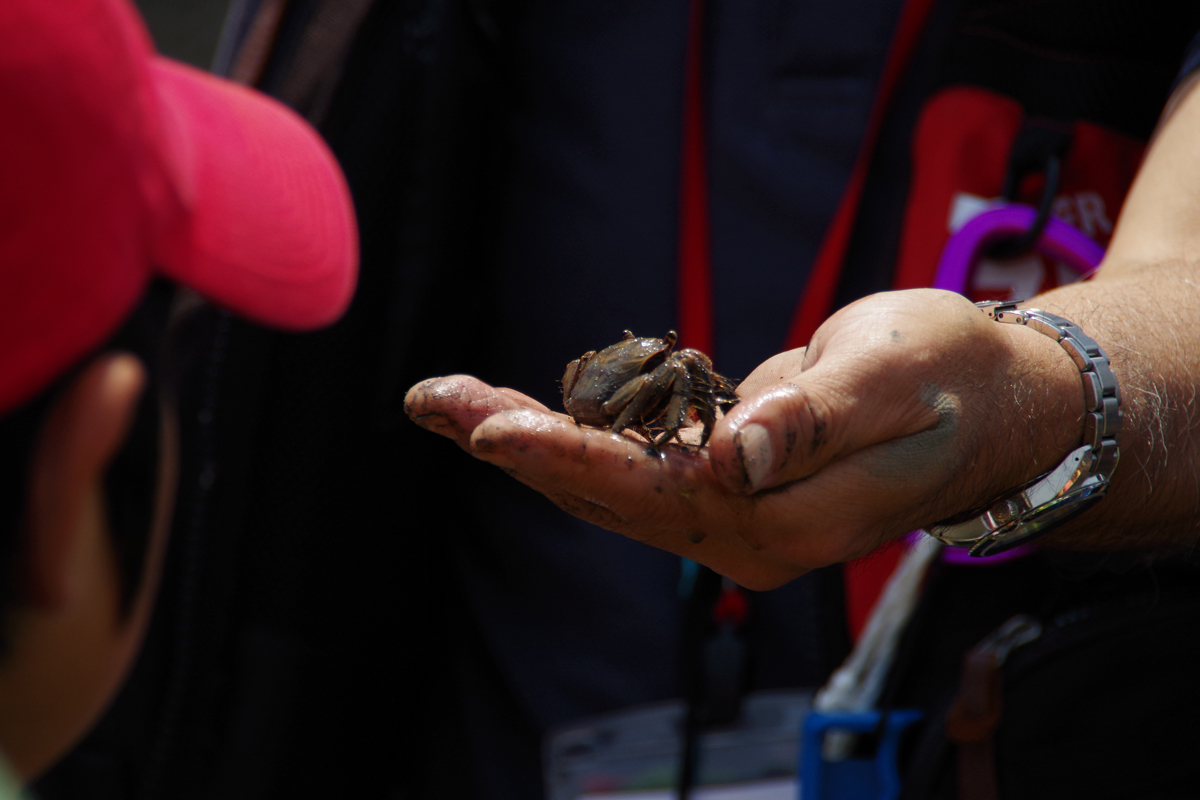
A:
812,535,940,759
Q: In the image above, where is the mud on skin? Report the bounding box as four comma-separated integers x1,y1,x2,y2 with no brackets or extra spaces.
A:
863,383,960,480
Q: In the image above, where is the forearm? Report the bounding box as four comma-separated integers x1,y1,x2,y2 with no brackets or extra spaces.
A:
1027,267,1200,550
1028,75,1200,551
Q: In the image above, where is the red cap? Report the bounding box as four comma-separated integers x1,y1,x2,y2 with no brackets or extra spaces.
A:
1,0,359,415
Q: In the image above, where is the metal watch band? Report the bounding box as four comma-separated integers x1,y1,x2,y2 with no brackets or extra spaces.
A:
925,301,1121,557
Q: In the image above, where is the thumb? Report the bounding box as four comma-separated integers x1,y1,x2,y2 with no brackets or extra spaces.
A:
709,363,946,496
708,289,991,496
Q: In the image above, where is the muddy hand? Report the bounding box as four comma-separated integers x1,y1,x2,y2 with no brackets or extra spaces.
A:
404,375,801,589
706,289,1084,557
404,375,550,449
404,290,1083,589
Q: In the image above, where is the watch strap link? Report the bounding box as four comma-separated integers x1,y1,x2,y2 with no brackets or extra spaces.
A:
926,302,1121,557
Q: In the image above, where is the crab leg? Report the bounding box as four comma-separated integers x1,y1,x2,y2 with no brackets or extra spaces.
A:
604,369,674,436
652,361,695,446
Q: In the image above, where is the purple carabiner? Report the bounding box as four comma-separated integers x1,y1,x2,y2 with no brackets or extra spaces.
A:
928,203,1104,565
933,203,1104,293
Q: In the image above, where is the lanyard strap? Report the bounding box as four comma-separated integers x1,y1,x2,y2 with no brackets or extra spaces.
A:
678,0,938,353
783,0,939,350
677,0,713,354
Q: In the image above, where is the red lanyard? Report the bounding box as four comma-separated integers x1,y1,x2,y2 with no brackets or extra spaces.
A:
676,0,713,354
783,0,939,350
676,0,940,353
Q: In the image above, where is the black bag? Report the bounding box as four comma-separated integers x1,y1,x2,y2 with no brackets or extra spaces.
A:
892,554,1200,800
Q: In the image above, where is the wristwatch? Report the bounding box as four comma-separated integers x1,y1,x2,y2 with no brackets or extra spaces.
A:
925,301,1121,557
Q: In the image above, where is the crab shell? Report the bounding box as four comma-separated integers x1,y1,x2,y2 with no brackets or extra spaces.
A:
561,331,676,427
562,330,739,447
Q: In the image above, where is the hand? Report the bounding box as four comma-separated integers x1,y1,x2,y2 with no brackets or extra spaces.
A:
405,371,807,589
405,289,1084,589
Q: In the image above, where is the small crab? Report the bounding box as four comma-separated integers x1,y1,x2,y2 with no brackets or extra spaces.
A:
561,330,739,448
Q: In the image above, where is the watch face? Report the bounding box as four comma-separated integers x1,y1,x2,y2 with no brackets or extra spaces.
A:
971,485,1107,557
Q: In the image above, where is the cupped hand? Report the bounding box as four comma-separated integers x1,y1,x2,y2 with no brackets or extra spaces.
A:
404,372,803,589
405,289,1084,589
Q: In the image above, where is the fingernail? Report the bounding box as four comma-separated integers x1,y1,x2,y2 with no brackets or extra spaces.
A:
737,423,774,492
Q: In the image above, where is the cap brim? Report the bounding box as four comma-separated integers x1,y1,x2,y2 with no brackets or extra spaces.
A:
149,57,357,331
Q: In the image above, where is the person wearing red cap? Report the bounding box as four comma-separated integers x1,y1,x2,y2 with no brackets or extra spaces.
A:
0,0,357,791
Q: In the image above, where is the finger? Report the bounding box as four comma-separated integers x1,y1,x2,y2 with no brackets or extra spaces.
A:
468,409,803,589
404,375,553,449
469,408,703,533
710,366,953,496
